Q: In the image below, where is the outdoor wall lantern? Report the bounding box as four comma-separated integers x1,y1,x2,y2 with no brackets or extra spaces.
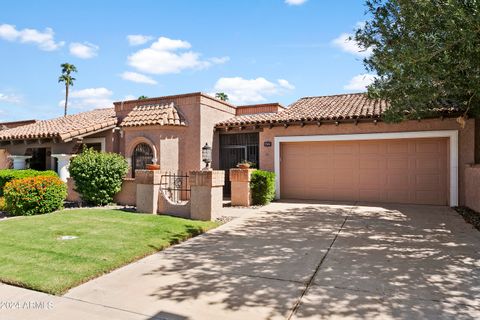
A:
202,142,212,170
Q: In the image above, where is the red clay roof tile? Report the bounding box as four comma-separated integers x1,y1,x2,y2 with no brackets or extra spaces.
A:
119,103,186,127
0,108,116,141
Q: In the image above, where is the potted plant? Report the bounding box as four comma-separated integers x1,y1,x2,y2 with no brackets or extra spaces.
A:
237,160,254,169
146,163,160,170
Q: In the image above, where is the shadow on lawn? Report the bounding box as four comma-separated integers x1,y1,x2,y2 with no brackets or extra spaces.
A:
140,203,480,319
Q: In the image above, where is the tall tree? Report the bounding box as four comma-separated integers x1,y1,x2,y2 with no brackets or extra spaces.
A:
355,0,480,123
58,63,77,117
138,95,149,100
215,92,229,101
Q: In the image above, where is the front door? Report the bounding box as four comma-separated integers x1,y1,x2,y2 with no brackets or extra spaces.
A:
30,148,47,171
219,133,259,195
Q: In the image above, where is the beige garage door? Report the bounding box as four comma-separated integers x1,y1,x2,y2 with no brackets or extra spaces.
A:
280,138,448,205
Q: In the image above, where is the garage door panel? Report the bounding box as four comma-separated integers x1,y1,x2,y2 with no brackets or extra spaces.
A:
308,155,332,168
280,138,448,205
359,171,382,188
359,155,383,169
387,142,409,154
334,144,358,154
359,189,385,202
386,158,409,169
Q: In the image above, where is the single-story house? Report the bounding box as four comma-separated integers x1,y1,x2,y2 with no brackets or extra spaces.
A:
0,91,476,208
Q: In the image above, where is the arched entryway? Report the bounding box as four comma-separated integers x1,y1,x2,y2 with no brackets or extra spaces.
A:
132,143,154,177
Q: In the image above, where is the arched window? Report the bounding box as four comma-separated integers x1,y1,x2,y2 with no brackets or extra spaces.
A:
132,143,154,176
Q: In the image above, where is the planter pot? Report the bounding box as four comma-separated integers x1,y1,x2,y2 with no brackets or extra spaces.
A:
146,164,160,170
237,164,251,169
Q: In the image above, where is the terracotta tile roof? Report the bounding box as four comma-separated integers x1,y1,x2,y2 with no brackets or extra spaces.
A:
216,113,278,126
119,103,186,127
216,93,386,126
0,108,117,141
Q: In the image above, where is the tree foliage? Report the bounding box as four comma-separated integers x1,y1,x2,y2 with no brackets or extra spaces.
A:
355,0,480,122
215,92,229,101
58,63,77,117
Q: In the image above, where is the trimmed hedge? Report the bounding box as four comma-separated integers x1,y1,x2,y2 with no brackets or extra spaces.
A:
250,170,276,205
69,148,128,206
0,169,58,196
4,176,67,216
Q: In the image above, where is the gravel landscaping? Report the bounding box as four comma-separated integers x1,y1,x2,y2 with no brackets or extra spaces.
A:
455,206,480,231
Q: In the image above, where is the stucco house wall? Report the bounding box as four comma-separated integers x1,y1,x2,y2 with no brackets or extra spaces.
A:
116,93,235,175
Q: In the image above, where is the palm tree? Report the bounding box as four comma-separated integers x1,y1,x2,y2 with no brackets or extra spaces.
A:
215,92,229,101
58,63,77,117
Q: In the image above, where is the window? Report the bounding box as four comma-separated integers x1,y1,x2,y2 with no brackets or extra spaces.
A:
84,143,102,152
132,143,154,177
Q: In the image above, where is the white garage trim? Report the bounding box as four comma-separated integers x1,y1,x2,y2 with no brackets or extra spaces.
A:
274,130,458,206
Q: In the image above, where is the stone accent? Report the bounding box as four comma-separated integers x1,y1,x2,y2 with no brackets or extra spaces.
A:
135,170,161,214
230,168,255,207
189,170,225,220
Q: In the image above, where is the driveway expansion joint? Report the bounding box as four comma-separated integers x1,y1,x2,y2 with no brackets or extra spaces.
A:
62,295,155,318
225,272,305,284
287,205,353,320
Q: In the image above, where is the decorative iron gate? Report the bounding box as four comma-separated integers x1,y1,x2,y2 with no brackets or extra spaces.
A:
219,133,259,195
132,143,154,177
160,172,190,203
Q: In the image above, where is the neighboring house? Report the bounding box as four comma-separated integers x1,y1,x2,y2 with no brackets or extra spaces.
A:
0,119,37,169
0,92,475,208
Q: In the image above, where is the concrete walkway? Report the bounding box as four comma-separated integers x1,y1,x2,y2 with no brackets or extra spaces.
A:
1,202,479,319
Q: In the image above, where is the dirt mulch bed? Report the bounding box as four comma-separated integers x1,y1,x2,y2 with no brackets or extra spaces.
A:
455,206,480,231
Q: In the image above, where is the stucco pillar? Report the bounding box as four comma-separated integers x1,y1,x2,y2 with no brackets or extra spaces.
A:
52,154,73,182
189,170,225,221
8,155,31,170
229,168,255,207
135,170,161,214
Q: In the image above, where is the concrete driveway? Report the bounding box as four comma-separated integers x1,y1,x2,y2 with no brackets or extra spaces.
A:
1,202,480,319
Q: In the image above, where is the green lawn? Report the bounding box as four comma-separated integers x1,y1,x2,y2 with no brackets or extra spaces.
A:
0,209,217,295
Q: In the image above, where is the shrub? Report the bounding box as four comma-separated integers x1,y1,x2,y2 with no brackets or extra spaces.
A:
250,170,276,205
0,169,58,196
0,197,6,212
69,148,128,206
4,176,67,216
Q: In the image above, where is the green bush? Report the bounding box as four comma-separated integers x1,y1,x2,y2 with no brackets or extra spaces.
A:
250,170,276,205
0,169,58,196
69,148,128,206
4,176,67,216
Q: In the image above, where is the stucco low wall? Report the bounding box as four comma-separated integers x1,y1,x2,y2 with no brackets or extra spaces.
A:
114,179,136,206
465,165,480,212
157,191,191,218
67,178,137,206
66,178,81,202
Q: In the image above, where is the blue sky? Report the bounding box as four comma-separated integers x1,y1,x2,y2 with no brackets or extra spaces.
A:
0,0,373,122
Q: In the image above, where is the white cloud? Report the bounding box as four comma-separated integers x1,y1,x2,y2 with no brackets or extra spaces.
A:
213,77,295,104
127,34,153,46
0,92,22,104
344,74,377,91
69,42,99,59
332,32,373,57
128,36,229,74
123,95,137,101
285,0,307,5
0,23,64,51
278,79,295,90
59,87,113,110
121,71,157,85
